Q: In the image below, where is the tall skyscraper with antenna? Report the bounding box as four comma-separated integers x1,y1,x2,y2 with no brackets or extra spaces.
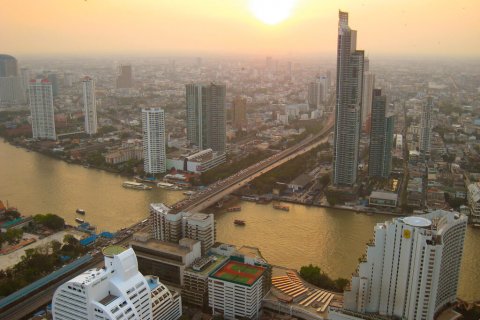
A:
332,11,364,186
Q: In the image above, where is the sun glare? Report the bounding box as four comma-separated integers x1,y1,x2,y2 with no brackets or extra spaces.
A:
249,0,297,25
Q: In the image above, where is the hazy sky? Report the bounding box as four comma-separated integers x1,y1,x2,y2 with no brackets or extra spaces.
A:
2,0,480,58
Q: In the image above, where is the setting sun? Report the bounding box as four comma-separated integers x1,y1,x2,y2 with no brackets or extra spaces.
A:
249,0,297,25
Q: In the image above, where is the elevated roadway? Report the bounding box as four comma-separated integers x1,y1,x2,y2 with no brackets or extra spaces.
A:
172,114,334,213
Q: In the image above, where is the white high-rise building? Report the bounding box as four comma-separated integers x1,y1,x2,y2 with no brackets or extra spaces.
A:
52,246,182,320
82,76,97,135
331,210,467,320
142,108,166,174
209,259,266,319
29,79,56,140
419,96,434,159
149,203,216,254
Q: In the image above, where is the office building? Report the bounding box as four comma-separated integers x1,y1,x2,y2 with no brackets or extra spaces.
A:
116,65,133,89
82,76,97,135
419,96,434,160
142,108,167,174
186,83,226,154
331,210,467,320
307,76,328,109
64,72,74,87
368,89,394,178
52,245,182,320
131,235,201,286
209,259,266,319
149,204,216,254
232,96,247,130
29,79,56,140
361,58,375,130
332,11,364,186
0,54,25,105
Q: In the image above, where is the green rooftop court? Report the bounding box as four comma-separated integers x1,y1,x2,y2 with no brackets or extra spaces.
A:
211,260,265,286
102,245,127,257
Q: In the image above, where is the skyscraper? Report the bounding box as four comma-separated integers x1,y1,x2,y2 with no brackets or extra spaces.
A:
232,96,247,130
82,76,97,135
332,11,365,186
419,96,434,159
0,54,18,77
47,73,59,96
29,79,56,140
361,58,375,130
142,108,166,174
307,76,328,109
186,83,226,154
116,65,133,89
331,210,467,320
52,246,182,320
0,54,26,105
368,89,394,178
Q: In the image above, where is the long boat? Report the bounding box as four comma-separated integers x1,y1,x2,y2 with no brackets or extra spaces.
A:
234,219,246,226
122,181,152,190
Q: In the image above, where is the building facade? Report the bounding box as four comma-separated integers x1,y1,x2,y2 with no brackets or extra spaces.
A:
142,108,167,174
116,65,133,89
0,54,26,105
82,76,97,135
361,58,375,130
419,96,434,159
149,203,216,254
307,76,328,110
232,96,247,130
332,11,364,186
332,210,467,320
52,246,182,320
186,83,226,154
368,89,394,178
29,79,56,140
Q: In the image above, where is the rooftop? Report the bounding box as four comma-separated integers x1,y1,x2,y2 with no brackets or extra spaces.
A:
211,260,265,286
102,245,127,257
186,254,228,276
131,239,192,257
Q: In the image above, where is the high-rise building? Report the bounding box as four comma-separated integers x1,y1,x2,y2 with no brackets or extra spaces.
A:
368,89,394,178
142,108,167,174
47,73,59,96
307,76,328,109
149,203,216,254
419,96,434,159
29,79,56,140
0,54,26,105
20,67,31,90
361,58,375,130
186,83,226,154
52,246,182,320
332,11,365,186
82,76,97,135
64,72,74,87
331,210,467,320
116,65,133,89
232,96,247,130
0,54,18,77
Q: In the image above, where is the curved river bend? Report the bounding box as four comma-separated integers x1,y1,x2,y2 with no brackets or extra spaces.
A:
0,140,478,301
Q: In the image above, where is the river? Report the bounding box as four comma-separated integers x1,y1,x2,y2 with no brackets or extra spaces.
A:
0,139,478,301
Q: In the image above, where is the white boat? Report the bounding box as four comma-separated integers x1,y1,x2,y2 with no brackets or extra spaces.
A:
122,181,152,190
157,182,180,190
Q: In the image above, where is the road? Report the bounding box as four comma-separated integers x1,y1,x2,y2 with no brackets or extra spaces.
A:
172,113,334,213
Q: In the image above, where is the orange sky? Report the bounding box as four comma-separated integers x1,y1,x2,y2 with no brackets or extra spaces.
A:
1,0,480,58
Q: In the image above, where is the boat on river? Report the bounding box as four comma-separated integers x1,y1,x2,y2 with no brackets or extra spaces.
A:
234,219,246,226
76,209,86,215
75,218,85,223
122,181,152,190
273,204,290,211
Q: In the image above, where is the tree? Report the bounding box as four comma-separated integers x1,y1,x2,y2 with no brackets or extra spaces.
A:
326,193,337,206
319,174,330,186
34,214,65,230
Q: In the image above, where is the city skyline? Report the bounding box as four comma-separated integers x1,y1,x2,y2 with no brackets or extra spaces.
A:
1,0,480,58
